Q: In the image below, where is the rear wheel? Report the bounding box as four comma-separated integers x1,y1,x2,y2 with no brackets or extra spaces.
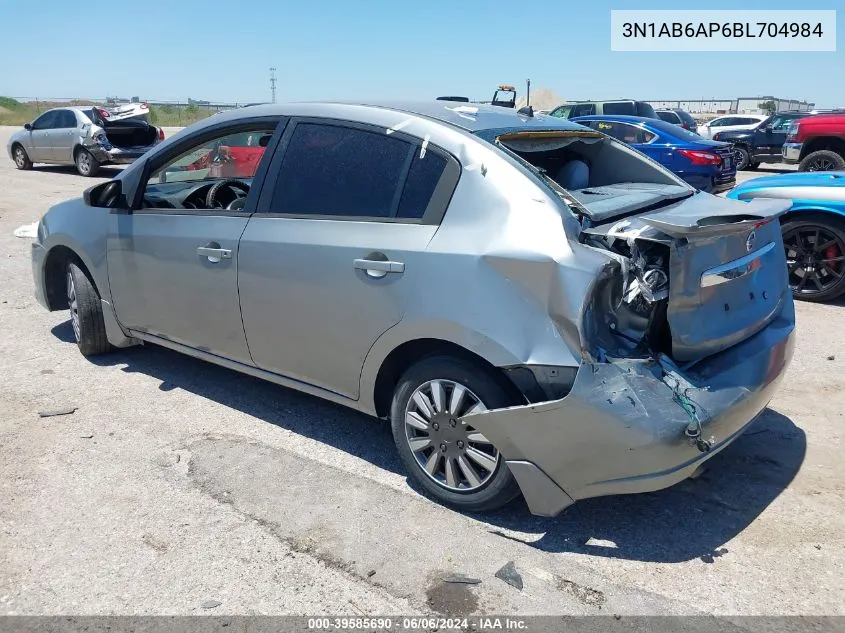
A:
734,146,751,170
799,150,845,172
781,214,845,302
747,161,760,170
74,148,100,177
12,144,32,170
390,356,521,512
66,262,111,355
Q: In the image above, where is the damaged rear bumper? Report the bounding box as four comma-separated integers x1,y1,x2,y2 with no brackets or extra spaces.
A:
467,301,796,517
89,145,151,165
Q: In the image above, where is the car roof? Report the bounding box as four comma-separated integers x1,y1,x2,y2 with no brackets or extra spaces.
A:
200,100,590,134
569,114,654,124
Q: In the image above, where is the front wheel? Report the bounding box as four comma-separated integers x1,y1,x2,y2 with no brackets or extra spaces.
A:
799,150,845,172
782,214,845,302
75,148,100,177
12,144,32,170
67,262,111,355
390,356,521,512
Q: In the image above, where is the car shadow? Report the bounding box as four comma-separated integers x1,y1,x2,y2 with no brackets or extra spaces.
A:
751,166,795,174
51,320,805,563
32,165,124,179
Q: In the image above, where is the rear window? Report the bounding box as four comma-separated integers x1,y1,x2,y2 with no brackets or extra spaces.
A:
656,111,680,124
677,110,697,126
269,123,448,221
603,102,635,115
636,102,658,118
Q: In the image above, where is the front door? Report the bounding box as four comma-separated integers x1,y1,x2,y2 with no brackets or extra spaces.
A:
27,110,58,162
107,120,282,364
754,114,795,160
238,119,457,399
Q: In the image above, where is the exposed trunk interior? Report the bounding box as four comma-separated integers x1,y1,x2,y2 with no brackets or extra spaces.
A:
496,131,793,366
103,120,158,148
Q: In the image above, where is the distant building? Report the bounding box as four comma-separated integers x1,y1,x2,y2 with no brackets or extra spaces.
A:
646,96,814,115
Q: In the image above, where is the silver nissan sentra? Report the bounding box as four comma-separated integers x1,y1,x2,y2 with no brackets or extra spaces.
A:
31,101,796,516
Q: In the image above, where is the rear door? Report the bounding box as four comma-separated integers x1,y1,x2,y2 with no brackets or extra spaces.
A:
49,109,79,162
238,119,460,399
107,118,283,364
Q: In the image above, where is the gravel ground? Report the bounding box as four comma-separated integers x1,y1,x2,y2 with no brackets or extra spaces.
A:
0,126,842,617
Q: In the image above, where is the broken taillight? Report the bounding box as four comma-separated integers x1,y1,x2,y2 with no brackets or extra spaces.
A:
677,149,721,165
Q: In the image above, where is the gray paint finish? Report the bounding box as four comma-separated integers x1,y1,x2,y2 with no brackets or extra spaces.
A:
30,100,797,516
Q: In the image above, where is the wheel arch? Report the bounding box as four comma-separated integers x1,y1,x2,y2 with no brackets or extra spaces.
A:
799,137,845,161
42,245,99,311
367,337,527,420
780,206,845,225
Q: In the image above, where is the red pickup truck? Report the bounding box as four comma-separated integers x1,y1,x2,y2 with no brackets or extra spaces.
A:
783,113,845,171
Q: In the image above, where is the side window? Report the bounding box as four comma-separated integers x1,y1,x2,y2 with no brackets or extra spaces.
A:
270,123,443,220
602,102,635,115
770,116,794,131
710,117,729,127
569,103,596,117
397,152,448,219
595,121,654,144
55,110,77,128
656,111,679,124
31,111,58,130
549,105,572,119
149,127,276,185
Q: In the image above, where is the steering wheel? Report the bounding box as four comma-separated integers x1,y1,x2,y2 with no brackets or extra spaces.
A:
205,179,250,209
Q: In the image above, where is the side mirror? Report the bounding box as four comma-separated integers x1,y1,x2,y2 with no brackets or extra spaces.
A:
24,123,32,131
83,180,128,210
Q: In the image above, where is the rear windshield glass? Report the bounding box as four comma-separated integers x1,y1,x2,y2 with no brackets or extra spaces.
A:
636,102,658,118
677,110,697,126
603,102,635,115
656,111,680,124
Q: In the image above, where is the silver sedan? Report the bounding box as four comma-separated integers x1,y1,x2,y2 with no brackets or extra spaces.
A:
29,101,796,516
7,106,163,176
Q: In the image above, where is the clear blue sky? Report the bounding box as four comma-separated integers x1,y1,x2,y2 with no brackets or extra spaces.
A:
1,0,841,106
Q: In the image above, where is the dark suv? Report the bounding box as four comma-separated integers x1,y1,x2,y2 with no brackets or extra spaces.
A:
655,108,698,132
548,100,658,120
712,111,812,170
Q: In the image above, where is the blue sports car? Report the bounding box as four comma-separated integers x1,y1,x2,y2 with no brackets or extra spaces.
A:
571,115,736,194
726,171,845,302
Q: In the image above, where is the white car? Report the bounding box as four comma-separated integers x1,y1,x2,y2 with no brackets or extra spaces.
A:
696,114,768,139
100,102,150,122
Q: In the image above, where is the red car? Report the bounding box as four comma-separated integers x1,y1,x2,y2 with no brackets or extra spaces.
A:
186,131,269,178
783,113,845,171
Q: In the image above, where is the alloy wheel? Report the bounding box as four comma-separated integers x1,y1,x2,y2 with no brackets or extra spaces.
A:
14,148,26,168
77,151,91,174
807,156,837,171
67,270,80,342
734,147,750,170
783,225,845,296
404,379,500,492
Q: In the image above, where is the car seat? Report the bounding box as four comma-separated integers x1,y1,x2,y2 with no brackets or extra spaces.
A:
555,160,590,190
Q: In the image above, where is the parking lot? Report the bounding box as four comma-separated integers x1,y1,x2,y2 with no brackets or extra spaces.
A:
1,124,843,617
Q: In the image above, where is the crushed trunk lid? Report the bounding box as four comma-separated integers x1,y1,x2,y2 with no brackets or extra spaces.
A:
584,193,792,362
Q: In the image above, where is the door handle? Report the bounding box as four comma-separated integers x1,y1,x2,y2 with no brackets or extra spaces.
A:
353,258,405,279
198,243,232,263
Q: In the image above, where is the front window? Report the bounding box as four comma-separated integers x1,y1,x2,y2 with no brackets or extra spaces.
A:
769,115,799,131
31,111,59,130
140,123,278,212
549,104,573,119
569,103,597,117
149,128,275,185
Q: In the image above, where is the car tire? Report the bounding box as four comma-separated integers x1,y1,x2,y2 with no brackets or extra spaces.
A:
12,143,32,170
66,261,111,356
734,146,751,170
390,355,521,513
799,150,845,172
74,148,100,177
781,214,845,303
747,161,760,170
